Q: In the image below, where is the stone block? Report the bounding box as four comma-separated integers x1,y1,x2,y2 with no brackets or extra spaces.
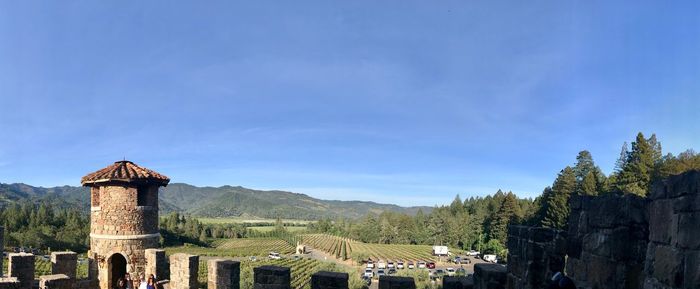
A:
649,199,675,244
169,254,199,289
0,278,20,289
651,245,684,288
145,249,169,280
311,271,348,289
529,228,554,244
39,274,72,289
378,276,415,289
677,212,700,250
253,266,290,289
684,250,700,289
666,170,700,198
50,252,77,280
8,253,34,289
208,259,240,289
473,263,506,289
443,276,473,289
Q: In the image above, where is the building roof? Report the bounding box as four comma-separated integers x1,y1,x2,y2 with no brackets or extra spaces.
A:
81,160,170,186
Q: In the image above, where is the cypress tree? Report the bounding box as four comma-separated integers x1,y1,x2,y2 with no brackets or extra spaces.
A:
541,167,576,229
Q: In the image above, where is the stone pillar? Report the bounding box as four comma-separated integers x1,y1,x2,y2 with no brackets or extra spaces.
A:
51,252,78,280
208,259,240,289
39,274,72,289
145,249,169,281
311,271,348,289
0,277,20,289
253,266,290,289
8,253,35,289
443,276,474,289
169,254,199,289
473,264,506,289
378,276,415,289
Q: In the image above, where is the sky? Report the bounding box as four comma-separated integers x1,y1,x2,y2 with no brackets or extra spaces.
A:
0,1,699,206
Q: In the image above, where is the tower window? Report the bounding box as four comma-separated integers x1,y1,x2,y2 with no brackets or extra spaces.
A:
137,186,149,206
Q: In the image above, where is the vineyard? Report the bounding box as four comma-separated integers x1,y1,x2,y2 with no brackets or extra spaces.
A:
166,238,295,257
300,234,438,262
196,257,360,289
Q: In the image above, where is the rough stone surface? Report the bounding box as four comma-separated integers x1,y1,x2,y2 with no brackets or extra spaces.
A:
145,249,169,281
0,227,3,277
39,274,72,289
169,254,199,289
643,170,700,289
506,225,566,289
311,271,348,289
8,253,34,289
51,252,77,280
254,266,291,289
0,278,20,289
474,263,506,289
378,276,415,289
443,276,473,289
208,260,240,289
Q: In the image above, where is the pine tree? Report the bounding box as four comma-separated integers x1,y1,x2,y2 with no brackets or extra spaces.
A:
488,192,518,245
580,171,598,196
618,132,657,196
614,142,629,173
541,167,576,229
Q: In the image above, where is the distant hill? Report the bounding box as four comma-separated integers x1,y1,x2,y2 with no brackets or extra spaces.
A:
0,182,432,220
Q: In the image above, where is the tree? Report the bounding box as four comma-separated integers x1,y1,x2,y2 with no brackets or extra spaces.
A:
614,142,629,173
488,192,519,245
580,171,598,196
617,132,658,196
541,167,576,229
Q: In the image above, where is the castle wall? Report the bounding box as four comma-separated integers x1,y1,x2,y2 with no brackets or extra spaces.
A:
506,226,566,289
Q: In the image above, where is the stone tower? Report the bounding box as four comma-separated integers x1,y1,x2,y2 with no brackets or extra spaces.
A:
81,161,169,289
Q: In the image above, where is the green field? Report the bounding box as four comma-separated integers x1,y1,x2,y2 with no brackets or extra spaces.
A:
165,238,295,257
300,234,456,262
247,226,307,232
197,217,314,225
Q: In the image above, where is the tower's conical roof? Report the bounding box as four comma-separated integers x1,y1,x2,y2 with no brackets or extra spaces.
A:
81,160,170,186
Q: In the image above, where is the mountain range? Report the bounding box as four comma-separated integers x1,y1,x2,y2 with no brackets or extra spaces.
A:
0,182,432,220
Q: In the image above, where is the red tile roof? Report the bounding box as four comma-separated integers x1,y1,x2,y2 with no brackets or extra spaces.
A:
81,160,170,186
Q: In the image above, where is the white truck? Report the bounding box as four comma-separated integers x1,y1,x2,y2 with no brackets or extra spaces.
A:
432,245,449,256
483,254,497,263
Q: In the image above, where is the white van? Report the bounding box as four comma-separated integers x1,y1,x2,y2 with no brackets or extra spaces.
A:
483,254,497,263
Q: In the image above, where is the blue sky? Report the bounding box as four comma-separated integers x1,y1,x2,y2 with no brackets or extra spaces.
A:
1,1,698,206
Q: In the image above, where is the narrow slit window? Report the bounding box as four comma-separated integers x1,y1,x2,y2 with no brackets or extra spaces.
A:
91,187,100,207
137,186,148,206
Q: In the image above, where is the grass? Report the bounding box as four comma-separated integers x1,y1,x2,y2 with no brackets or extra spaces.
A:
300,234,450,262
247,226,307,232
165,238,295,257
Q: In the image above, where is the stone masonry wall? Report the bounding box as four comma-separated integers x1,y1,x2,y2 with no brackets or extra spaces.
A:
208,260,240,289
145,249,169,281
90,185,159,236
506,226,566,289
51,252,77,280
643,170,700,289
565,193,649,289
169,253,199,289
8,253,34,289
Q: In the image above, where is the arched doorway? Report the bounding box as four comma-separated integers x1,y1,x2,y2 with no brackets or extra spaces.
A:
110,253,127,288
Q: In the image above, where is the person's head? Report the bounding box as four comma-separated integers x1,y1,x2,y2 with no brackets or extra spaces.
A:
147,275,154,285
117,278,125,287
124,273,131,280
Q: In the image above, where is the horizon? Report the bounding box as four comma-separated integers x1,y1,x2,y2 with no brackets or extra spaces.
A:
1,1,699,206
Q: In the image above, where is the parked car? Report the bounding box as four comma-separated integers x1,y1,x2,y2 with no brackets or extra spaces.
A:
407,262,415,269
249,256,257,262
366,260,374,268
397,261,405,269
363,268,373,278
435,269,445,277
417,261,426,269
457,268,467,275
446,268,456,276
377,269,386,278
388,268,397,275
454,256,471,264
377,260,386,269
387,261,395,269
268,252,281,260
466,250,480,256
362,276,371,286
427,262,436,269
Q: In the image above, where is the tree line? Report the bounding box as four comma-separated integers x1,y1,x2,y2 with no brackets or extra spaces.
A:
0,202,90,252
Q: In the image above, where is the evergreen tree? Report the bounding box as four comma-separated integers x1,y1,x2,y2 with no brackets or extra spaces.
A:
614,142,629,173
580,171,598,196
488,192,518,244
617,132,657,196
541,167,576,229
